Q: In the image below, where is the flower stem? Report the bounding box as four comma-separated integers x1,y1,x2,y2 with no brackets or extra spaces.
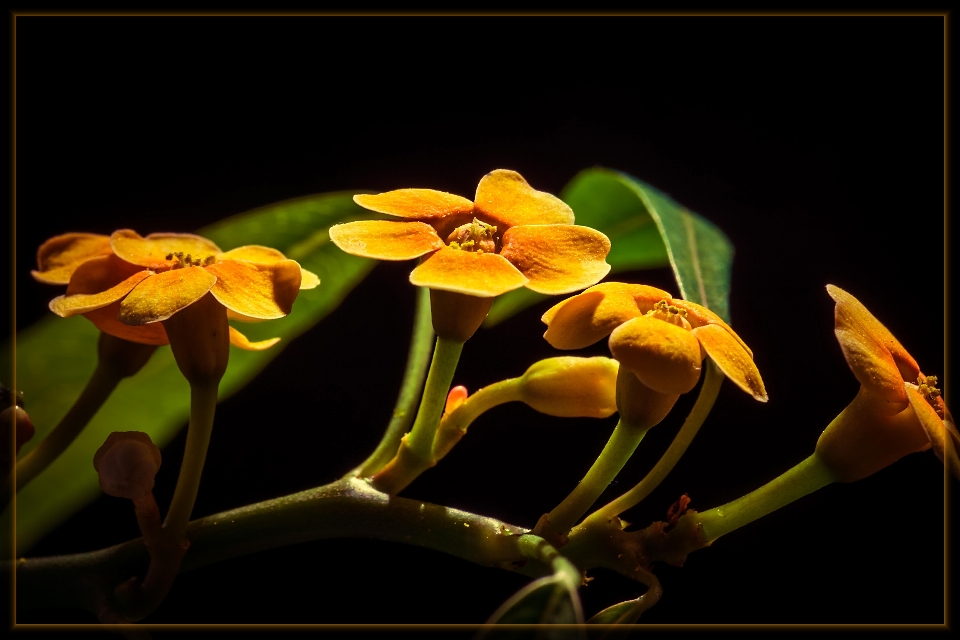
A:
587,361,724,523
14,361,121,492
431,377,523,461
545,418,650,534
694,452,837,542
162,381,218,546
350,286,434,478
405,336,465,460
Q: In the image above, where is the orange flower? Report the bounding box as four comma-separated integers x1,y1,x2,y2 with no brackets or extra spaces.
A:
328,170,611,298
33,230,319,351
815,285,957,482
542,282,766,402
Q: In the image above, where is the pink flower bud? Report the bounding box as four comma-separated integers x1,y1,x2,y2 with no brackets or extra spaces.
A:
93,431,162,500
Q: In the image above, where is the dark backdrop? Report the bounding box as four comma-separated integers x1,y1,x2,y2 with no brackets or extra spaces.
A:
8,15,949,630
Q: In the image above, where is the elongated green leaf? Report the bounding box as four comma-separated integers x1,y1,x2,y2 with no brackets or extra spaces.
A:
585,597,646,639
486,168,734,325
477,575,584,640
3,192,376,553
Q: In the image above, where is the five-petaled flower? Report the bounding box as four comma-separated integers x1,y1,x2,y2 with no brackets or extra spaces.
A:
815,285,957,482
542,282,766,422
328,170,612,298
33,230,319,351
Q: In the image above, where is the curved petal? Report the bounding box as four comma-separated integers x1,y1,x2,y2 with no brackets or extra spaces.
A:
206,259,301,319
500,225,611,294
409,247,528,297
329,220,444,260
119,267,217,325
905,384,960,481
111,229,222,270
827,284,919,383
50,271,152,317
693,324,767,401
353,190,474,220
834,326,908,406
217,245,287,263
229,326,281,351
473,169,575,228
541,283,670,350
299,268,321,290
49,255,151,317
609,315,703,395
84,302,170,345
672,299,753,358
32,233,114,284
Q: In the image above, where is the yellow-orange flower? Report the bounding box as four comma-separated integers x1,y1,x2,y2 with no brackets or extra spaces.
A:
542,282,767,402
33,230,319,350
328,169,612,298
816,285,957,482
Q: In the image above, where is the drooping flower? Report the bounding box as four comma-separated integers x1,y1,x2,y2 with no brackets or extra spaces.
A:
34,230,319,350
542,282,766,419
329,170,612,298
815,285,957,482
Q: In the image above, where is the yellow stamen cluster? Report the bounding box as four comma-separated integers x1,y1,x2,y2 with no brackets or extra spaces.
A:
165,252,216,269
918,374,944,418
646,299,691,328
446,218,498,253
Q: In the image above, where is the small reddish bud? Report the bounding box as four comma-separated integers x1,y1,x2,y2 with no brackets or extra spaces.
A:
444,385,469,416
94,431,162,500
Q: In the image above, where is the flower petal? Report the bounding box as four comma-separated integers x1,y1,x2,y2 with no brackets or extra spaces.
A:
353,190,474,220
206,259,301,319
672,299,753,358
500,225,611,294
229,326,281,351
905,384,960,481
692,324,767,401
609,315,703,395
409,247,528,297
84,303,170,345
32,233,114,284
49,255,152,317
217,245,320,290
834,326,909,406
328,220,445,261
473,169,575,228
111,229,222,270
827,284,920,383
217,245,287,263
542,283,670,349
118,268,218,325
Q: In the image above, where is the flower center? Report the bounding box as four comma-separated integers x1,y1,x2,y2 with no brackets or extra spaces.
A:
646,299,692,330
165,252,216,269
917,374,945,419
446,218,498,254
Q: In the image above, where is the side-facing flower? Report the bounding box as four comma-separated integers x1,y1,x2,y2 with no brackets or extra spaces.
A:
34,230,320,351
815,285,957,482
542,282,766,422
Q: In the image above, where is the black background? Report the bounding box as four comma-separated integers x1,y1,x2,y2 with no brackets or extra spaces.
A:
7,14,950,631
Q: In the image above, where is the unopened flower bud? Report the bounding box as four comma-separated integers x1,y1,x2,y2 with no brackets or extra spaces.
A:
444,385,469,416
518,356,619,418
94,431,162,500
0,406,35,465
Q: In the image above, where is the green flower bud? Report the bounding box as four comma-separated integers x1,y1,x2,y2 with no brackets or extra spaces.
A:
519,356,619,418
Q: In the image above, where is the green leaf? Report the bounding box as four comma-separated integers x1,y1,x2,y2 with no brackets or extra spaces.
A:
478,575,585,640
485,168,734,326
585,597,646,639
3,192,377,553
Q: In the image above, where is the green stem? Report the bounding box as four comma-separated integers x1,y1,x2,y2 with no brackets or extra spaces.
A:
432,377,523,460
546,418,650,534
351,287,434,478
14,361,121,492
695,452,837,542
162,381,218,546
588,361,723,523
402,335,464,461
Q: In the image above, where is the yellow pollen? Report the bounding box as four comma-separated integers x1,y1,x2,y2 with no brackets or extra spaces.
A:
167,251,214,269
447,218,498,253
645,299,690,328
917,375,945,419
